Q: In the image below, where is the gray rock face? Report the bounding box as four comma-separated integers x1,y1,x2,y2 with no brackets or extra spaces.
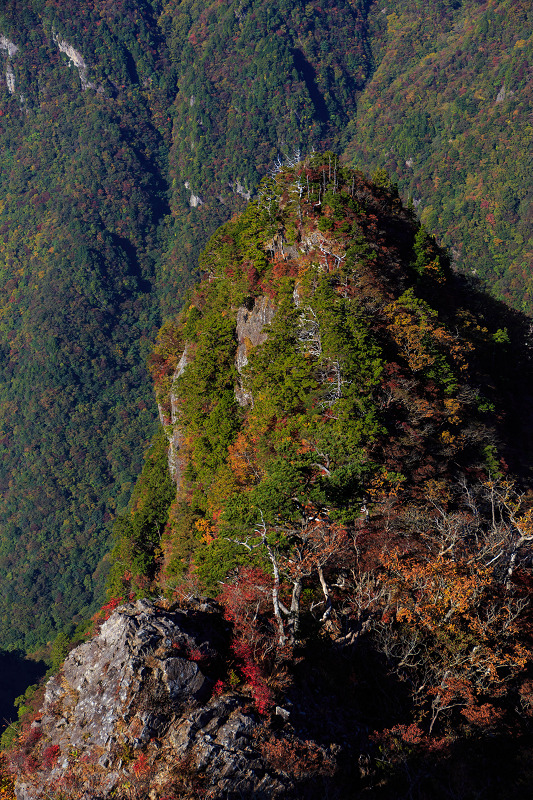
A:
235,295,276,406
52,34,94,90
44,599,218,748
166,346,189,486
0,34,19,94
11,599,296,799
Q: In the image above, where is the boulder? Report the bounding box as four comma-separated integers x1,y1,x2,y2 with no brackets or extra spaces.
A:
11,599,297,799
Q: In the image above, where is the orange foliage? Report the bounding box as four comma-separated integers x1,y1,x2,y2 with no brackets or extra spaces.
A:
367,470,405,505
194,518,215,544
227,432,261,486
381,549,530,692
385,292,472,375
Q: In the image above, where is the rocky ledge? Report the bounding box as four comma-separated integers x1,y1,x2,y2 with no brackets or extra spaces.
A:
12,599,333,799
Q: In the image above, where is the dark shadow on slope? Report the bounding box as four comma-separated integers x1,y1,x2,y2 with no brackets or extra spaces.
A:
280,633,413,798
437,271,533,484
122,46,140,85
278,629,533,799
0,651,46,732
109,233,152,294
357,180,533,484
292,48,329,124
351,731,533,800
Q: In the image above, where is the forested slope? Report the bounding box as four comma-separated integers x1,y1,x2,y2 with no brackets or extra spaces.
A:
99,155,533,799
0,0,371,650
0,0,171,649
344,0,533,309
0,0,530,653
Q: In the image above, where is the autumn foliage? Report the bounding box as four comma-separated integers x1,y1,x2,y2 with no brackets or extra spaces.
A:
102,154,533,794
219,568,277,715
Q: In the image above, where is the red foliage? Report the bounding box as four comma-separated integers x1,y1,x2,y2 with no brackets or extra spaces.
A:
461,702,503,727
100,596,123,621
22,754,39,774
220,567,276,715
132,751,151,778
171,641,209,665
246,263,259,288
260,734,336,778
89,593,134,636
187,646,208,663
233,639,273,715
21,726,41,749
41,744,60,770
372,723,448,760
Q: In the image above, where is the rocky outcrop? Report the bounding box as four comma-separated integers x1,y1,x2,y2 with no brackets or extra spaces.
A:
496,85,515,103
235,296,276,406
162,296,276,470
184,181,203,208
12,599,300,799
0,34,18,94
166,347,189,486
158,347,189,487
53,34,93,90
229,179,251,201
0,35,18,58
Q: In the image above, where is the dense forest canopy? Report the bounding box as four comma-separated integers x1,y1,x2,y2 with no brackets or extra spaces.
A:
344,0,533,309
0,0,372,650
0,0,530,656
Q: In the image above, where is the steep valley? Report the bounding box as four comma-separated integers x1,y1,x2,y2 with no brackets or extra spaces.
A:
0,0,530,654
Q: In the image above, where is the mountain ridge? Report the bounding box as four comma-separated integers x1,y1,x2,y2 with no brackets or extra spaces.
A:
5,155,533,800
0,0,530,660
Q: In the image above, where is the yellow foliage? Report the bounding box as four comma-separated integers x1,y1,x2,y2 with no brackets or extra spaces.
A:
443,397,462,425
423,257,446,283
385,292,472,377
440,430,456,445
194,517,215,544
423,479,452,505
0,754,14,800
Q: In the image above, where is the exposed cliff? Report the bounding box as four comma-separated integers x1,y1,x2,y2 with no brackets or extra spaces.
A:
12,599,332,799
